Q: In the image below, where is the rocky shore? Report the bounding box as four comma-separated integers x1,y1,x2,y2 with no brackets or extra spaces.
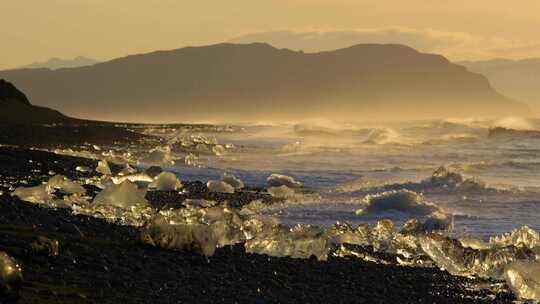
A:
0,144,516,303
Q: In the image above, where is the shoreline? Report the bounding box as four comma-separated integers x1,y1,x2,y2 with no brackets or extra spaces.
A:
0,143,515,303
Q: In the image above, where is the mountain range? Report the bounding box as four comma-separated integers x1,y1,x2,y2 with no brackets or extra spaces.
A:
18,56,98,70
459,58,540,112
0,43,528,123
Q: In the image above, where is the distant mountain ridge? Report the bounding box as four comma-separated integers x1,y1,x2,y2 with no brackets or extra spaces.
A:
18,56,98,70
0,79,73,124
459,58,540,112
0,43,529,122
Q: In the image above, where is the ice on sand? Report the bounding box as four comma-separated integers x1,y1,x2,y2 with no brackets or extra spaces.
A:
93,180,148,208
149,172,183,191
207,180,235,193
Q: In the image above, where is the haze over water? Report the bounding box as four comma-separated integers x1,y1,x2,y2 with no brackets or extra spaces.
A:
159,117,540,240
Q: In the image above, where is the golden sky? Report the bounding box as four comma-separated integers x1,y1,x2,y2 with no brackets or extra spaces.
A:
2,0,540,69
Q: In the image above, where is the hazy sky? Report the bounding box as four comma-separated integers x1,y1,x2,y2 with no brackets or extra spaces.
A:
2,0,540,69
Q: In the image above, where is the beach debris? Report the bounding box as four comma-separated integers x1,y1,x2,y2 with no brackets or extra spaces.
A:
0,252,23,301
93,180,148,208
221,174,244,190
267,174,302,188
149,172,183,191
96,159,112,175
504,260,540,301
206,180,235,193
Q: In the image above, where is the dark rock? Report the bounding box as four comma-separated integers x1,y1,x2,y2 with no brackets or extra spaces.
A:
30,236,59,257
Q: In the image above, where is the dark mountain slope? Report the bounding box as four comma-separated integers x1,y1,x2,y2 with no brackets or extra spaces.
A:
0,43,528,122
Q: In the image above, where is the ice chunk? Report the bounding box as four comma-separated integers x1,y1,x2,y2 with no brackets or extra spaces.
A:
267,185,295,198
245,225,330,261
46,175,86,195
142,216,218,256
206,180,235,193
12,175,84,203
489,226,540,249
221,174,244,190
140,146,174,165
12,184,49,204
149,172,183,191
356,190,440,216
420,233,535,278
112,173,153,185
96,160,112,175
504,260,540,301
212,144,227,156
93,181,148,208
267,174,302,188
75,166,92,173
327,222,370,246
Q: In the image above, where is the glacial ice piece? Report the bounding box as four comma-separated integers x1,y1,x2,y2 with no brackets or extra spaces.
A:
149,172,183,191
142,205,255,255
112,173,153,185
206,180,235,193
371,219,396,253
75,166,92,173
141,146,174,165
266,174,302,188
12,185,50,203
245,224,330,261
459,237,490,250
420,233,535,278
142,216,218,256
12,175,85,203
504,260,540,301
221,174,244,190
93,180,148,209
327,222,370,246
356,190,439,216
212,145,227,156
267,185,295,198
46,175,86,195
489,226,540,249
96,160,112,175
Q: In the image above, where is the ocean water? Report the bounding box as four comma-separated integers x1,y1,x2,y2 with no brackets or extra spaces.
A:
164,117,540,240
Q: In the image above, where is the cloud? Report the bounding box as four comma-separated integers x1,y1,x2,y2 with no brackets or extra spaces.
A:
229,28,540,61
